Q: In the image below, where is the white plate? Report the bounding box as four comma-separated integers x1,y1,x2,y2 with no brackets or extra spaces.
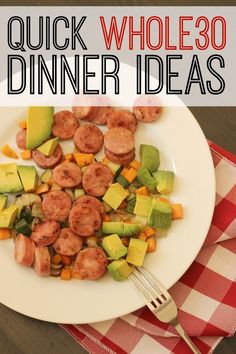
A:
0,103,215,324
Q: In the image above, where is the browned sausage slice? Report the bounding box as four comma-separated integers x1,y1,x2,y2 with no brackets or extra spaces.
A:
107,110,137,133
104,127,135,155
74,125,104,154
133,96,162,123
16,129,27,150
73,195,104,215
105,148,135,166
82,162,113,197
31,220,60,247
72,106,98,121
73,247,108,280
53,162,82,188
52,110,79,140
32,144,63,169
15,234,35,267
34,246,50,276
69,204,101,237
53,228,83,256
91,106,114,125
42,190,72,221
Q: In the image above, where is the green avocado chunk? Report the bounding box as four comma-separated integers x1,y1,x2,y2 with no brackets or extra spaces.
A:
140,144,160,173
40,169,52,183
0,163,23,193
134,194,152,217
0,194,8,211
126,238,148,267
102,221,141,237
18,165,38,192
152,170,175,194
102,234,127,260
137,167,157,192
103,183,129,210
37,137,59,157
26,106,54,149
108,259,133,281
148,199,172,229
0,205,18,228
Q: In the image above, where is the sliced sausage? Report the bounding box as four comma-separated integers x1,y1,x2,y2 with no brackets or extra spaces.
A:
107,110,137,133
105,148,135,166
73,247,108,280
42,190,72,221
15,234,35,267
34,246,50,276
53,228,83,256
31,220,60,247
69,204,101,237
91,106,114,125
74,125,103,154
52,110,79,140
73,195,104,215
53,162,82,188
104,127,135,155
32,144,63,169
16,129,27,150
82,162,113,197
72,106,98,121
133,106,162,123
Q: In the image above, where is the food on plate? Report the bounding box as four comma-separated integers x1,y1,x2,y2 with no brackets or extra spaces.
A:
107,109,137,133
42,190,72,221
91,106,114,125
53,162,82,188
69,204,102,237
33,246,51,276
74,124,104,154
0,98,183,282
15,233,35,266
72,247,108,280
16,129,27,150
26,106,54,149
104,127,135,155
133,96,162,123
53,228,83,256
82,162,113,197
32,144,63,169
31,220,60,247
52,110,79,140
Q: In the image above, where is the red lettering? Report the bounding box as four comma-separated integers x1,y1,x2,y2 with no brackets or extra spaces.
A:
165,17,177,50
211,17,226,50
100,16,127,50
195,16,210,50
129,17,144,50
146,16,163,50
179,16,193,50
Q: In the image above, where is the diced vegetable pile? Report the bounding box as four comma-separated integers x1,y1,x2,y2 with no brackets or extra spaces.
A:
0,105,183,282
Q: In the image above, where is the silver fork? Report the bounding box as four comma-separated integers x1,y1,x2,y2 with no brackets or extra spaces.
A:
130,267,201,354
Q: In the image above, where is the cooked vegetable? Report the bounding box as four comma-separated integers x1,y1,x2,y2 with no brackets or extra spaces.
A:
20,207,33,223
52,254,62,265
18,120,27,129
116,175,130,188
143,226,156,238
65,188,74,201
0,228,11,240
135,186,149,196
15,219,31,236
64,153,73,161
171,204,183,220
50,183,62,191
74,188,85,199
35,183,49,194
85,236,98,247
121,167,137,183
102,157,121,175
15,193,41,207
134,194,152,217
20,150,32,160
0,194,8,211
73,152,94,167
129,160,141,170
140,144,160,173
126,196,136,214
102,214,111,222
138,232,148,241
137,167,157,192
61,268,71,280
31,202,45,219
146,237,156,252
1,145,18,159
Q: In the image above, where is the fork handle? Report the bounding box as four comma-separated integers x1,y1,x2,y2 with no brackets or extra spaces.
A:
175,323,201,354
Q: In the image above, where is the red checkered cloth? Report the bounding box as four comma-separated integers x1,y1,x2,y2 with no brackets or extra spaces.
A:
61,142,236,354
